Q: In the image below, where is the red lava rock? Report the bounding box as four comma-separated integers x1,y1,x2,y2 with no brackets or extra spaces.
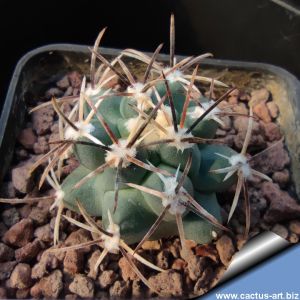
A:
39,270,63,298
3,218,34,247
18,204,32,219
68,71,82,89
65,294,78,300
2,207,20,227
11,157,40,193
72,88,80,96
34,224,53,243
250,88,270,105
216,235,235,266
15,148,29,161
98,270,118,289
0,261,17,281
51,123,59,133
32,256,55,279
234,132,266,151
267,101,279,119
262,122,282,141
194,267,214,295
119,256,141,281
232,102,248,115
15,239,42,262
185,239,197,250
0,287,7,298
262,182,300,223
289,233,299,243
233,116,260,134
187,254,207,281
48,132,60,150
251,141,290,174
171,258,187,271
239,92,251,102
64,86,74,96
45,87,64,99
33,136,50,154
29,206,49,225
271,224,288,239
57,75,70,90
32,105,55,135
272,169,290,187
0,243,14,262
37,195,54,211
157,249,170,269
9,263,32,289
141,240,161,250
65,229,92,253
17,128,37,149
289,220,300,235
228,89,239,105
64,250,84,274
69,274,94,298
148,271,183,297
87,250,101,279
132,279,144,298
16,288,30,299
195,244,218,262
169,240,181,258
109,280,131,298
30,282,42,298
253,101,272,123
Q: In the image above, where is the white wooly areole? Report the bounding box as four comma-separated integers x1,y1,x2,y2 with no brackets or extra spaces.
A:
188,100,225,127
127,82,154,111
65,121,95,141
102,215,120,254
45,169,66,246
164,126,194,152
164,68,184,83
105,139,137,168
158,167,188,215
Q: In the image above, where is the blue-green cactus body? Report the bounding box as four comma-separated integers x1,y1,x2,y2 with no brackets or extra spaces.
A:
155,81,187,113
195,144,238,192
120,96,139,119
61,78,236,245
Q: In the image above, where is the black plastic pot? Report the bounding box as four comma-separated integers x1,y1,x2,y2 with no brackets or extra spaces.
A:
0,44,299,294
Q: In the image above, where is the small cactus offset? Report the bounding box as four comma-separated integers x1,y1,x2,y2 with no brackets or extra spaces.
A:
0,14,275,294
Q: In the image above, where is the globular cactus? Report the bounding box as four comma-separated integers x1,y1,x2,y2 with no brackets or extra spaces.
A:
1,15,274,292
56,48,236,247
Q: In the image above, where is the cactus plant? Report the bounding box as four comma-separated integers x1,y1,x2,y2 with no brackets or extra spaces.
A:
0,14,277,294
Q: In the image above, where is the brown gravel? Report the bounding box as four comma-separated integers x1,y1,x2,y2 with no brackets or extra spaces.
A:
3,218,34,248
69,274,94,298
0,243,14,262
148,270,183,297
0,70,299,299
216,235,235,266
9,263,32,289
